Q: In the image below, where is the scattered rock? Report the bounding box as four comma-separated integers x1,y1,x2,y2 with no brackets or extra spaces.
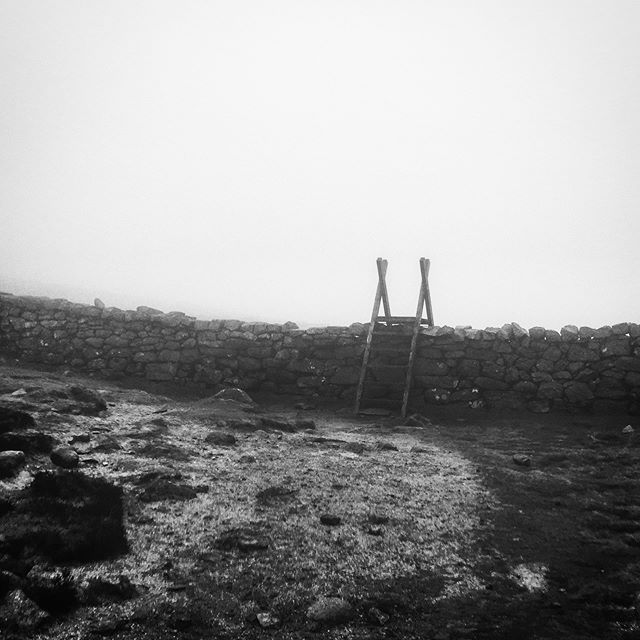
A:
307,597,354,625
622,424,634,434
0,430,57,454
69,433,90,444
10,388,27,396
256,611,280,628
204,432,237,447
0,450,26,478
410,446,429,454
366,525,384,536
50,446,79,469
375,441,399,452
309,436,346,448
131,469,182,485
260,416,299,432
57,385,107,416
212,388,255,405
320,514,341,526
90,435,122,453
256,485,298,505
138,479,197,502
513,454,531,467
238,454,256,463
152,404,168,413
0,406,36,433
94,298,106,309
216,527,269,552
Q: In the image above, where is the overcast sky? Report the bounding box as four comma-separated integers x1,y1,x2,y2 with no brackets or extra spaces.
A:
1,1,639,329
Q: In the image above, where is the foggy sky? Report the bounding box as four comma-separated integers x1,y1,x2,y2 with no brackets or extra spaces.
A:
1,1,639,329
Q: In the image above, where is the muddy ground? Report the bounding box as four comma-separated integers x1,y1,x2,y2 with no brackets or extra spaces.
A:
0,364,639,639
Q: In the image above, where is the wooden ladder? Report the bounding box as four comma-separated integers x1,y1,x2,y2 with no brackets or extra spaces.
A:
354,257,434,417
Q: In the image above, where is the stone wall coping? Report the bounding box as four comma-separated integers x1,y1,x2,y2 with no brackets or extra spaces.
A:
0,293,638,339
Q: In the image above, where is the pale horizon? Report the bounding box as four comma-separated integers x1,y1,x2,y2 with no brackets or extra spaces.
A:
2,1,639,331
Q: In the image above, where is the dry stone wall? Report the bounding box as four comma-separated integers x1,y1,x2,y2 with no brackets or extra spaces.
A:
1,292,639,414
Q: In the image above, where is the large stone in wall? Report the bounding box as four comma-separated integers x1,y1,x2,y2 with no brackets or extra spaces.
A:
564,381,594,404
474,377,508,391
566,345,599,362
537,381,564,399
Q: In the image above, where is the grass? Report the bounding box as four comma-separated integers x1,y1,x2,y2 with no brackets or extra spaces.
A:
0,365,639,638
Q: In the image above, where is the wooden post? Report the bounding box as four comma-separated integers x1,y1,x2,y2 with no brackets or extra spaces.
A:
355,258,389,413
376,257,392,322
420,258,434,327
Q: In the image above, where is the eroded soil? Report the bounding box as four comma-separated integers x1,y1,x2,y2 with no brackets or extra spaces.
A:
0,365,639,639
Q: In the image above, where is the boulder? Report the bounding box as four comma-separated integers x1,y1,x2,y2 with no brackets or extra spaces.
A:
138,479,197,502
50,446,79,469
204,432,237,447
564,382,594,404
513,454,531,467
212,387,255,405
0,430,57,454
307,597,354,625
215,527,269,551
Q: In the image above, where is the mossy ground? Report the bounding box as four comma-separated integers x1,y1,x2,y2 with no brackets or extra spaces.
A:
0,365,639,639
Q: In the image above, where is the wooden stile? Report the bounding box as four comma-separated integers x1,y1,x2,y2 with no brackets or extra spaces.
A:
354,257,434,418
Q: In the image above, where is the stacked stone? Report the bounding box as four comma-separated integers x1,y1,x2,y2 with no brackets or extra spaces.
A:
1,293,639,413
409,322,640,413
0,294,199,381
193,321,364,393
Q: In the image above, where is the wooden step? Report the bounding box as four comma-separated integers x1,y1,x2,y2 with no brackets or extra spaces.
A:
367,363,407,370
375,316,430,325
372,328,414,336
